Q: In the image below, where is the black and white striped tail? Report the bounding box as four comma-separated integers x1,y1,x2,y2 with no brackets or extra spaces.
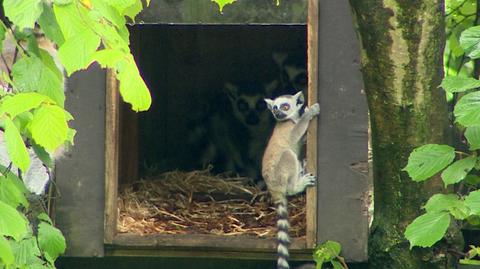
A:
276,199,290,269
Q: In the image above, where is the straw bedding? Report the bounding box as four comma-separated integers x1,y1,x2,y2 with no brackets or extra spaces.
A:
117,167,306,238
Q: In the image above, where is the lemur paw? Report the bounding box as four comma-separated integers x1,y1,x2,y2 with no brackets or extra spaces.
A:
305,103,320,117
310,103,320,115
301,173,316,187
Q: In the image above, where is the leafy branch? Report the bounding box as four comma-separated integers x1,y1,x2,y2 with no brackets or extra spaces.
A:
0,0,152,268
403,20,480,258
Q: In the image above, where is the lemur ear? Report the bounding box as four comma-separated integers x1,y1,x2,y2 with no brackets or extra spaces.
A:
294,91,304,105
224,82,238,101
264,98,274,110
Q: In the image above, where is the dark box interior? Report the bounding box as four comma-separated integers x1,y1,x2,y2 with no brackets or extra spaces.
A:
120,24,307,183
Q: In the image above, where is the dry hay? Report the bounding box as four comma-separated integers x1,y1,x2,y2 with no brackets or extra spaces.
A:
117,167,306,238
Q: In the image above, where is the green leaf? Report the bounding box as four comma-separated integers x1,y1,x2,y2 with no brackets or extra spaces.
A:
467,215,480,226
54,3,91,39
0,236,14,266
3,0,44,30
0,164,29,194
55,3,101,75
313,240,341,263
403,144,455,181
424,194,462,212
58,29,101,75
455,91,480,127
105,0,136,14
66,128,76,145
0,172,29,208
448,33,464,57
465,174,480,186
424,194,469,219
117,57,152,111
37,213,53,225
123,0,143,20
460,259,480,265
331,260,344,269
14,111,34,133
441,156,476,186
440,76,480,93
92,21,129,52
211,0,237,13
38,4,65,46
0,25,6,53
54,0,73,5
30,104,69,152
465,190,480,215
0,200,29,241
10,236,42,268
91,0,126,30
0,92,50,118
466,126,480,150
37,50,66,106
404,211,450,248
11,55,64,106
37,222,66,263
91,49,125,68
32,143,54,168
460,26,480,59
4,117,30,172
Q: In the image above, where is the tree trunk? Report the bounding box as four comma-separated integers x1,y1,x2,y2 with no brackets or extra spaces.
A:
349,1,460,268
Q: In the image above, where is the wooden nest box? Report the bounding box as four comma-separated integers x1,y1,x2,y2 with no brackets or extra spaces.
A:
54,0,369,263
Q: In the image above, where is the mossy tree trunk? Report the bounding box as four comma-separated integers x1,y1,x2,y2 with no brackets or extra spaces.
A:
349,1,460,268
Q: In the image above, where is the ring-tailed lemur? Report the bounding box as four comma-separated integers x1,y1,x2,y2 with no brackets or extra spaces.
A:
262,91,320,269
187,80,279,182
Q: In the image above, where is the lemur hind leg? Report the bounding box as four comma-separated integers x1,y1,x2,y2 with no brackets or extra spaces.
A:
287,158,315,196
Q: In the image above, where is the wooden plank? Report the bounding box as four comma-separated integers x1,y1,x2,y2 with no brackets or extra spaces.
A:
107,234,312,260
119,104,139,184
55,65,106,257
316,0,369,262
306,0,319,250
112,234,305,250
104,69,120,244
105,248,312,261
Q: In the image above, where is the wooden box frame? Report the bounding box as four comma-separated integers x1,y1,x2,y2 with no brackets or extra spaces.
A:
54,0,368,261
103,1,319,259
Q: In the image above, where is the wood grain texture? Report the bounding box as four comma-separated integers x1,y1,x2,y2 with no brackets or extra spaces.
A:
107,234,311,260
104,69,120,244
306,0,319,250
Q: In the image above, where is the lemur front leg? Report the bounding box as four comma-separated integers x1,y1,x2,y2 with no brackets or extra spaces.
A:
290,103,320,144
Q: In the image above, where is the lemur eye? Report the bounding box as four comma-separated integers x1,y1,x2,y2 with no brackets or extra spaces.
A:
256,99,267,111
237,99,249,112
280,103,290,111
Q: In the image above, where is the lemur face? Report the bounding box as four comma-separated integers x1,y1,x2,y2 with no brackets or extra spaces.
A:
225,81,277,130
264,91,304,122
285,65,307,92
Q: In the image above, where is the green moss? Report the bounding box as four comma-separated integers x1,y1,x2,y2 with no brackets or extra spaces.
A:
350,0,458,268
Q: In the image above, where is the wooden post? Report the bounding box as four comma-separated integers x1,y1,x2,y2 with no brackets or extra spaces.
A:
104,69,120,244
306,0,319,249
